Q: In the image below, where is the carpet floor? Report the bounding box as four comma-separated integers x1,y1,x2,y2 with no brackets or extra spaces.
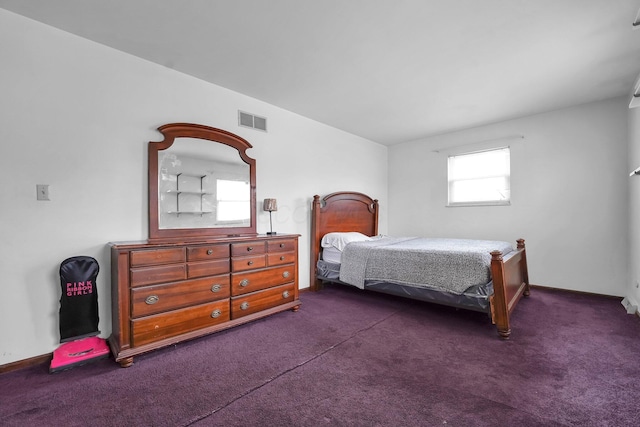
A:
1,285,638,426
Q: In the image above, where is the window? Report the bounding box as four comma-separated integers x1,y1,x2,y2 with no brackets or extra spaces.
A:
447,147,510,206
216,179,250,222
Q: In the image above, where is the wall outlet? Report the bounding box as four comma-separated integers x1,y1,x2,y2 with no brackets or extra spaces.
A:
36,184,50,201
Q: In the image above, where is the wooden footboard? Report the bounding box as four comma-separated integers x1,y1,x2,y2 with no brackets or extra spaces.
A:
490,239,530,339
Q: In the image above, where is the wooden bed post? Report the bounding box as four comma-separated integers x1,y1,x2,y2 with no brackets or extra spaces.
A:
490,250,511,339
490,239,530,339
310,195,323,291
517,239,530,297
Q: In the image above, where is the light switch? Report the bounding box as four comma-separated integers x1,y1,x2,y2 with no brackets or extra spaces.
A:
36,184,50,201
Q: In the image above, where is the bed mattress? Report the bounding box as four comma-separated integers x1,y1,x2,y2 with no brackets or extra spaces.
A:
339,237,513,294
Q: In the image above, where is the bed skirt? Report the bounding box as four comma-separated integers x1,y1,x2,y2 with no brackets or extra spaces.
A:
317,260,493,313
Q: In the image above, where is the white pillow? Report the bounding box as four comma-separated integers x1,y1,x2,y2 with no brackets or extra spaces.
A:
321,246,343,264
321,232,372,251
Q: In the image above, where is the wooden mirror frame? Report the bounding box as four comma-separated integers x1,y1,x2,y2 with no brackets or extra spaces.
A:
148,123,257,242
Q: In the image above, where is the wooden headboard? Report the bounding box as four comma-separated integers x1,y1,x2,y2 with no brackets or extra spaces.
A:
310,192,379,291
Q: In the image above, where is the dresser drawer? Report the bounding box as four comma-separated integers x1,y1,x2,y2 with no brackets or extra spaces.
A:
267,239,296,253
267,252,296,266
130,248,186,267
131,274,230,318
231,265,295,296
231,241,266,257
132,300,230,347
130,264,186,287
231,283,295,319
232,254,267,272
187,244,230,261
187,259,230,278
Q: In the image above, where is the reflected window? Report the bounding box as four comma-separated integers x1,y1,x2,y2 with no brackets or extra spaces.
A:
216,179,250,222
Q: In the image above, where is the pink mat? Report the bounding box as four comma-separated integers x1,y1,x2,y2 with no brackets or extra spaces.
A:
49,336,110,373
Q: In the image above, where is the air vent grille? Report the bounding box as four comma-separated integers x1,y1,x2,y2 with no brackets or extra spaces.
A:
238,111,267,132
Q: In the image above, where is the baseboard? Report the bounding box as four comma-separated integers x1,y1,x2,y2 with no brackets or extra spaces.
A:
0,353,51,375
530,284,640,317
528,284,620,299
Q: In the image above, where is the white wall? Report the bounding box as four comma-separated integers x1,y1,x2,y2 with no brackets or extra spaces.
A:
389,98,629,297
627,101,640,310
0,10,387,365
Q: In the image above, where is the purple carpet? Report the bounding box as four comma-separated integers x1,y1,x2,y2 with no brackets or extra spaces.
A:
1,285,639,426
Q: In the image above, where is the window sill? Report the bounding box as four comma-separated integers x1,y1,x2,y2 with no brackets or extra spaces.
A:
447,201,511,207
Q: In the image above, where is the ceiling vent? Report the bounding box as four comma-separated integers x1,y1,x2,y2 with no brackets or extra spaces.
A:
238,111,267,132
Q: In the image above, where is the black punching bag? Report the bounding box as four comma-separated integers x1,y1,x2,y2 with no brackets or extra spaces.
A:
58,256,100,342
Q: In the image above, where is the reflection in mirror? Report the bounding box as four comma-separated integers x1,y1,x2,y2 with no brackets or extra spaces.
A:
158,138,251,229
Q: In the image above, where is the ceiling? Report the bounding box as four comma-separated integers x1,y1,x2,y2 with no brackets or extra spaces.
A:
2,0,640,145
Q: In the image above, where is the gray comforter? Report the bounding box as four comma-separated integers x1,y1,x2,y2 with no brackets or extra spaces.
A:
339,237,513,295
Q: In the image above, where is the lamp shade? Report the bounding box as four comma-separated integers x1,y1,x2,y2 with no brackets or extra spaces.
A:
263,198,278,212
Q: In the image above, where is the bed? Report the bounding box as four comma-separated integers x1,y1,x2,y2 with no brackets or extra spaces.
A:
310,191,530,339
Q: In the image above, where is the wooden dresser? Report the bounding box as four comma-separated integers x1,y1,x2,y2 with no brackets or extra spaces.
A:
108,234,300,367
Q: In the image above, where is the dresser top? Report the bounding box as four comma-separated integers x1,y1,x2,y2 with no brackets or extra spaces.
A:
109,233,300,249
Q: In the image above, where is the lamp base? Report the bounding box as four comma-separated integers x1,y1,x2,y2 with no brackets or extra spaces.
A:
267,231,277,235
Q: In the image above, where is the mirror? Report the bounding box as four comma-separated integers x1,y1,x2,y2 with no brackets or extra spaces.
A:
148,123,256,242
158,139,251,229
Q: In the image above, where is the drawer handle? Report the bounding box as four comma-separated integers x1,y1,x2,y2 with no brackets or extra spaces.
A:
145,295,159,305
240,302,250,310
247,246,253,252
282,271,290,279
240,279,250,287
280,243,285,248
211,309,221,318
207,249,213,255
248,261,253,266
211,284,222,292
280,256,285,261
282,290,290,298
